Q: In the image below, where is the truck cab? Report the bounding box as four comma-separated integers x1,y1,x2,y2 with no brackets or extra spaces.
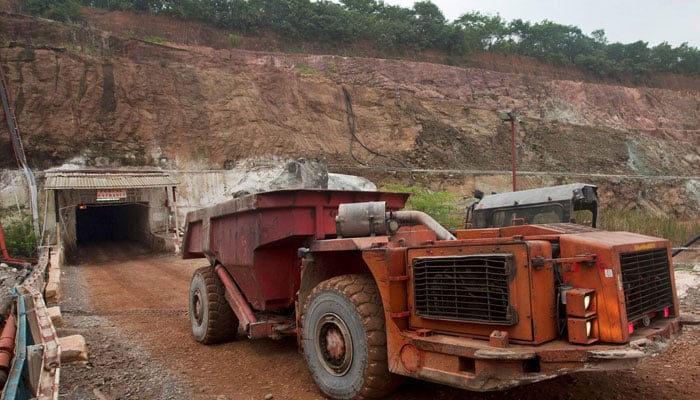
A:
468,183,599,228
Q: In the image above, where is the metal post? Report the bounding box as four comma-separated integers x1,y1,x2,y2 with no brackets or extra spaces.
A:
171,186,180,248
498,110,518,192
510,118,516,191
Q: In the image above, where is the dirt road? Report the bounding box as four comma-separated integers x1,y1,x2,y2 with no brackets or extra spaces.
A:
59,242,700,399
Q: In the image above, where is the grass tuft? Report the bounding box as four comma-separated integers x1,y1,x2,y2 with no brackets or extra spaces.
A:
599,209,700,248
142,35,166,44
294,65,320,76
382,183,463,229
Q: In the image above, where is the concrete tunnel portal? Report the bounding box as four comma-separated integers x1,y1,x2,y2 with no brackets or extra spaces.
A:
44,170,180,255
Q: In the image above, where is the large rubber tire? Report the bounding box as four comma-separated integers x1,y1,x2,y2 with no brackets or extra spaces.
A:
189,266,239,344
301,274,402,399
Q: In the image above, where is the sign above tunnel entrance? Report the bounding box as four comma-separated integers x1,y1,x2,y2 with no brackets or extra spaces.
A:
96,189,127,202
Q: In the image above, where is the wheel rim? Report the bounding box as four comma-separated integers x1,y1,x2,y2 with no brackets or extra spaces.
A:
192,289,204,325
314,313,353,376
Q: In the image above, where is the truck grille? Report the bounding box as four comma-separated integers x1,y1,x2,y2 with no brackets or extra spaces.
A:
619,248,674,322
412,254,515,324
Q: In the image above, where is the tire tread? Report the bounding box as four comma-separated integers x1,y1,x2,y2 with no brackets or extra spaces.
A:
191,266,238,344
303,274,402,399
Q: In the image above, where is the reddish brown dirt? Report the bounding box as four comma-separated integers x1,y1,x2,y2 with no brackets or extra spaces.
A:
58,243,700,399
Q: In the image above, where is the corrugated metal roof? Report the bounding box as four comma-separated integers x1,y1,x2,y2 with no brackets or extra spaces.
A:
44,171,178,189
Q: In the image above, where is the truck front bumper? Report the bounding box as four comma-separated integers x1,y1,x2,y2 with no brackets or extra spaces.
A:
395,317,681,392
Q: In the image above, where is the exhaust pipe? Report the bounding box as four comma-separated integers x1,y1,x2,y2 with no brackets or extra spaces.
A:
336,202,456,240
389,211,456,241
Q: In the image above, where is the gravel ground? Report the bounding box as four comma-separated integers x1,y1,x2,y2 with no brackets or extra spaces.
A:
58,263,189,400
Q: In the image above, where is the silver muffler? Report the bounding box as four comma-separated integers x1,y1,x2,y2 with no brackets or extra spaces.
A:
335,202,455,240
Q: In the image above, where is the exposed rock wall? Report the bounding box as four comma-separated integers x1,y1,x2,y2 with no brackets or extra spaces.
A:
0,13,698,216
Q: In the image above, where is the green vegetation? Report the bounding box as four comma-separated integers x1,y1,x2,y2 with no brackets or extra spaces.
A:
123,29,138,39
20,0,81,22
383,183,463,229
228,33,240,47
19,0,697,79
1,211,37,258
142,35,166,44
599,209,700,248
294,65,320,76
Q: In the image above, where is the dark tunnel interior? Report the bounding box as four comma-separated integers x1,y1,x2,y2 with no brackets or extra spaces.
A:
75,203,149,244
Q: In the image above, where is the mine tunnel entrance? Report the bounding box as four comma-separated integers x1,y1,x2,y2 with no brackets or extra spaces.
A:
45,170,179,262
75,203,149,244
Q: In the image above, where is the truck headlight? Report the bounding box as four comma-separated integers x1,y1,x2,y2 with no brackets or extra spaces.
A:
565,288,596,318
567,316,598,344
586,320,592,337
566,288,598,344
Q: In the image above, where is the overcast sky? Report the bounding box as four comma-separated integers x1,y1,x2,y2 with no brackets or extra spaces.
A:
385,0,700,48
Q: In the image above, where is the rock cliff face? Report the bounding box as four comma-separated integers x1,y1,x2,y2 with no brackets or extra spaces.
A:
0,12,698,216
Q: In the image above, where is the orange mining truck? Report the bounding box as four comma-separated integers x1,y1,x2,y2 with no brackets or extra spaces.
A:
182,189,683,399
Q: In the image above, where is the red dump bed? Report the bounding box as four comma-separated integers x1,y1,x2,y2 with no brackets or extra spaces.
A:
182,189,409,311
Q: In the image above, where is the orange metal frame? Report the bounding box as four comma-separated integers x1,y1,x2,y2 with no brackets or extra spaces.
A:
359,226,681,391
